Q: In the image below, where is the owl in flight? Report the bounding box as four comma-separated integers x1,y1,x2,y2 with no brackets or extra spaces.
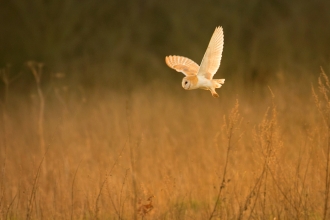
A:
165,26,225,97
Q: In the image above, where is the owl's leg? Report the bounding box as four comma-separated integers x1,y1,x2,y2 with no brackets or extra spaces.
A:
210,89,219,98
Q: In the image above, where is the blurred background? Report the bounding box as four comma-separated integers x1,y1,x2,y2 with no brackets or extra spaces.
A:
1,0,330,90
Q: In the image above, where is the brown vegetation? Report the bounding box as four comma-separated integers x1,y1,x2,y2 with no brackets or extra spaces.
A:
0,63,329,219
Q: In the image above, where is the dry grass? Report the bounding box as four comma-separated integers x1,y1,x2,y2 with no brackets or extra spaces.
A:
0,66,329,219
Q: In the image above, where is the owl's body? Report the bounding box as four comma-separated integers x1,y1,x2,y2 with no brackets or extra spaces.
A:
182,75,212,90
165,26,225,97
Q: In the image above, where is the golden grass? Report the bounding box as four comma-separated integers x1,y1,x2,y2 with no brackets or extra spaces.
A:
0,66,329,219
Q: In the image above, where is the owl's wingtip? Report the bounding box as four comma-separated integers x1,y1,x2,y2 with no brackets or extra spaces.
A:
165,56,171,67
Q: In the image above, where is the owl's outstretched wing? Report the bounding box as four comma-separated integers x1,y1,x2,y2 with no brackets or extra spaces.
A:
197,26,224,80
165,55,199,76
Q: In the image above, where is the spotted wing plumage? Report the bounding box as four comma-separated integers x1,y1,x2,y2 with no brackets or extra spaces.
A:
165,55,199,76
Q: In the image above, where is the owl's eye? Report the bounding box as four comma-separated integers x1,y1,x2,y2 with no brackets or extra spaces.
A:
185,81,188,85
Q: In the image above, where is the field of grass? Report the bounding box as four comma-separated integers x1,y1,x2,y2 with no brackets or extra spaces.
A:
0,62,329,219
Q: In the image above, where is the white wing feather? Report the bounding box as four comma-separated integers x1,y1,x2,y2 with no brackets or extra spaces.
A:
197,26,224,79
165,55,199,76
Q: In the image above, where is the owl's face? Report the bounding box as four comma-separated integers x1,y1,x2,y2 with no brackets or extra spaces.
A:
182,78,191,90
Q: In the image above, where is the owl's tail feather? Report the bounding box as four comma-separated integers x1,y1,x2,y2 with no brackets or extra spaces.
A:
213,79,225,88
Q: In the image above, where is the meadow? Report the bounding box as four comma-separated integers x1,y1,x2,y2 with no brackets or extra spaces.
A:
0,62,329,219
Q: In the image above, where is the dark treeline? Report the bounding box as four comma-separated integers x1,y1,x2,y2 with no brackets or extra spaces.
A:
0,0,330,85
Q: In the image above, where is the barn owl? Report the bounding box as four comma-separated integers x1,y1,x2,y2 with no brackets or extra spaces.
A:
165,26,225,97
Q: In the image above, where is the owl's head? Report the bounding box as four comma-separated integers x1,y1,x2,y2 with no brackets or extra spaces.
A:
182,78,191,90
